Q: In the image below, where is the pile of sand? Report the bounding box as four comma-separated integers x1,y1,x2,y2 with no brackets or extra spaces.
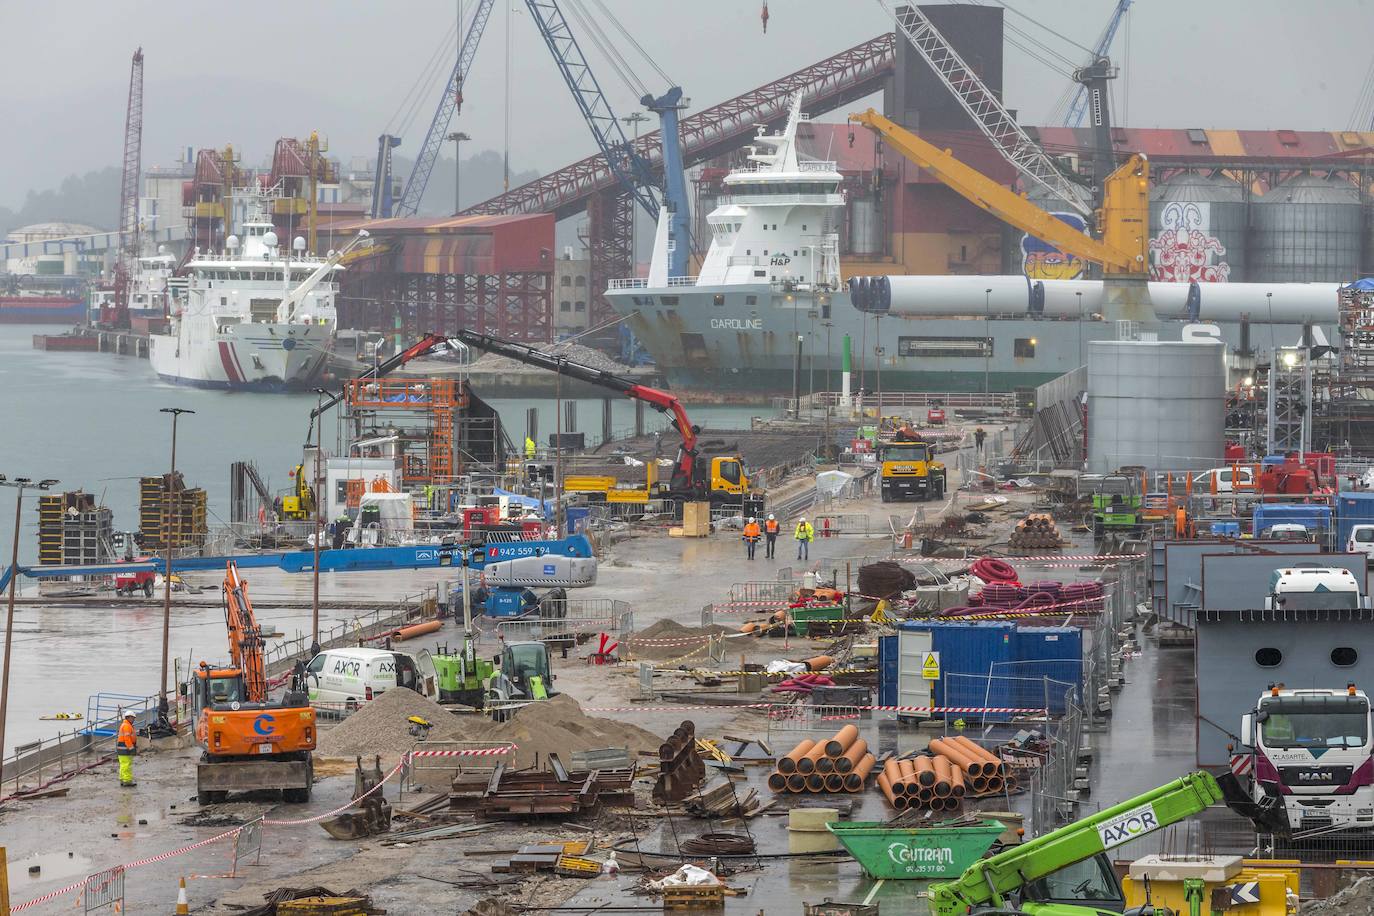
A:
1304,877,1374,916
621,618,731,661
474,694,661,769
314,687,471,758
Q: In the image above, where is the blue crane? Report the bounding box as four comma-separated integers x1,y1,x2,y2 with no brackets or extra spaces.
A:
522,0,692,277
373,0,497,218
1061,0,1132,129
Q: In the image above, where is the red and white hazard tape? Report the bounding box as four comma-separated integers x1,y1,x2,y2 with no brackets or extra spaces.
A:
583,702,1044,715
263,759,404,826
409,744,517,759
623,635,718,646
899,553,1142,565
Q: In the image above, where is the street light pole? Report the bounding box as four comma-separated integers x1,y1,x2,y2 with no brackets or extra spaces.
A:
311,388,329,654
0,475,58,760
446,131,470,216
1076,290,1084,368
158,407,194,701
984,288,993,398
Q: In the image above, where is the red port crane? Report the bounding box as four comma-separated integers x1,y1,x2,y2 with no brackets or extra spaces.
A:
103,48,144,330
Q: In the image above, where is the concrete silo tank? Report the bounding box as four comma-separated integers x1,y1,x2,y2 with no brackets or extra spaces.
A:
1251,174,1362,283
1149,172,1246,282
1087,339,1225,474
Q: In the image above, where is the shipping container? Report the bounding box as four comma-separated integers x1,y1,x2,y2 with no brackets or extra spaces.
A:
1009,626,1083,714
898,620,1015,717
1252,503,1332,538
1337,492,1374,547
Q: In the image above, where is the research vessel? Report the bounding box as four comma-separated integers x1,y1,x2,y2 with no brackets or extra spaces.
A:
148,188,338,389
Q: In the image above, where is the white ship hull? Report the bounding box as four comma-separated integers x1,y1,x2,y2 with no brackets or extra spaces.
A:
149,321,332,390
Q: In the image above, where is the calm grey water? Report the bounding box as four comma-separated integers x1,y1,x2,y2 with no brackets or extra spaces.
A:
0,323,766,754
0,324,764,566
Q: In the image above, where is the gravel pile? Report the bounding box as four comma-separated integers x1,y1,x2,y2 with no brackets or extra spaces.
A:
621,618,732,661
468,341,630,374
315,687,468,757
474,693,661,769
1305,877,1374,916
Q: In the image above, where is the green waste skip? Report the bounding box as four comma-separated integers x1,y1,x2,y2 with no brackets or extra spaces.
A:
826,819,1005,879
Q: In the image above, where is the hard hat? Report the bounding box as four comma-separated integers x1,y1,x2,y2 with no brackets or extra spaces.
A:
799,516,806,522
748,517,756,523
768,513,775,520
124,713,135,720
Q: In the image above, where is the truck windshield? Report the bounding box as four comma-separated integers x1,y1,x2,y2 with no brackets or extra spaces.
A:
882,445,930,462
507,645,549,683
1276,591,1358,610
1261,696,1369,749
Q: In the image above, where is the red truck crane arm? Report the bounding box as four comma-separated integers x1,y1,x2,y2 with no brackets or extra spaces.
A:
450,330,703,493
222,561,267,703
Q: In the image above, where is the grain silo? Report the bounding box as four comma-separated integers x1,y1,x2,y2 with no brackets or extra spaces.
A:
1087,339,1226,474
1251,174,1362,283
1149,172,1246,283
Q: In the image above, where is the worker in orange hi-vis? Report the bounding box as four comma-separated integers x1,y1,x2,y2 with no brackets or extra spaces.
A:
764,514,780,559
743,517,761,560
116,713,137,787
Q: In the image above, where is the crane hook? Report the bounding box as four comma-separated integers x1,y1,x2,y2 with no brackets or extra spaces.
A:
760,0,769,33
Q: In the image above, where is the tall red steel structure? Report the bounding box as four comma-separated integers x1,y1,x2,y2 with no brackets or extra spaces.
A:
463,34,896,335
103,48,144,329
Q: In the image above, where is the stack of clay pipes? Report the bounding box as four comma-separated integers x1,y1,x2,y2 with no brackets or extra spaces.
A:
930,736,1017,797
768,725,877,794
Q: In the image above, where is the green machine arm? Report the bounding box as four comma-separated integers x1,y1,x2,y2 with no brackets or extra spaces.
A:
929,771,1223,916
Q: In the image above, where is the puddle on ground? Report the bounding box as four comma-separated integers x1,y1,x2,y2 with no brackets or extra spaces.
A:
7,851,93,888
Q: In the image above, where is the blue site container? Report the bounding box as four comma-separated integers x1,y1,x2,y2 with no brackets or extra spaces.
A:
1011,626,1083,714
898,620,1015,717
878,635,899,708
1209,521,1241,538
1252,502,1332,537
1337,491,1374,546
565,506,590,534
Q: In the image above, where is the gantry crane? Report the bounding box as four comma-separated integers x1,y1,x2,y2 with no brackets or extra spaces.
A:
102,48,143,330
1056,1,1133,130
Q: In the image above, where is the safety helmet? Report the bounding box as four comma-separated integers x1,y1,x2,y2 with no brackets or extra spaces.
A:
768,514,775,520
748,517,756,523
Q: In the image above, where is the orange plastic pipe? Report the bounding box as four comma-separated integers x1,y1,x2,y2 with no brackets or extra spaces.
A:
806,773,826,792
953,735,1001,775
883,759,907,795
912,755,936,787
846,752,876,791
877,772,906,809
931,754,953,797
798,741,828,775
824,773,845,792
837,738,869,774
825,725,860,757
817,755,835,775
767,771,787,792
950,765,966,797
805,655,834,671
929,738,980,776
778,739,816,775
393,619,442,641
786,773,806,792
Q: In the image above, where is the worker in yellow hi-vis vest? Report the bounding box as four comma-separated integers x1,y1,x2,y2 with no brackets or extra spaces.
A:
794,517,815,561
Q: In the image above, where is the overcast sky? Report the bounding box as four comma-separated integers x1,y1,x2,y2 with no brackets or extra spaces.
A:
2,0,1370,207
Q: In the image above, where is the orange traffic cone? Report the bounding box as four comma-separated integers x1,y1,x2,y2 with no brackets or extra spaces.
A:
174,877,190,914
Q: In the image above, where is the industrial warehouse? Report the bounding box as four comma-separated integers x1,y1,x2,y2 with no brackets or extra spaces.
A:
3,1,1374,914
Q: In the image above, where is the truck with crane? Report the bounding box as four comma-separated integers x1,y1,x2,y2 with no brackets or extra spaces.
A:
450,330,763,512
191,561,316,806
928,771,1224,916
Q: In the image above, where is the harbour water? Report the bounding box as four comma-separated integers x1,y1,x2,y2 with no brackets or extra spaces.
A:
0,325,766,566
0,324,769,754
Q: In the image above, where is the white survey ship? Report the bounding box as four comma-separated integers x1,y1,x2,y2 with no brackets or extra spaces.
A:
148,188,353,390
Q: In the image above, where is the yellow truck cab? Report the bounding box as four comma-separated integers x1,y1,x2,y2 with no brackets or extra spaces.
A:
879,440,946,503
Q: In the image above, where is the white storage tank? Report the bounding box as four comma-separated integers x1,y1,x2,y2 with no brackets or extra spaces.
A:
1087,338,1225,474
1251,174,1362,283
848,195,883,257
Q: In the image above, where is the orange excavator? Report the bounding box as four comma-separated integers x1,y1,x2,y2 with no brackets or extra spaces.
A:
191,561,315,806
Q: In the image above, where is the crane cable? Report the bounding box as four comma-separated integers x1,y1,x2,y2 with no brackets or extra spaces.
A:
383,18,461,136
562,0,648,99
584,0,676,89
1351,56,1374,132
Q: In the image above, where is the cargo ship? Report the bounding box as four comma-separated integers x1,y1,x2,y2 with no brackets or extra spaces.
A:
0,294,86,324
606,98,1340,396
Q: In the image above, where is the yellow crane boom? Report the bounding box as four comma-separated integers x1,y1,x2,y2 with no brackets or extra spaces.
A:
849,108,1150,275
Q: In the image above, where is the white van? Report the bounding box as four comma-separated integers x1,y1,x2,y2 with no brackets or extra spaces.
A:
303,647,435,710
1193,466,1255,494
1348,524,1374,562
